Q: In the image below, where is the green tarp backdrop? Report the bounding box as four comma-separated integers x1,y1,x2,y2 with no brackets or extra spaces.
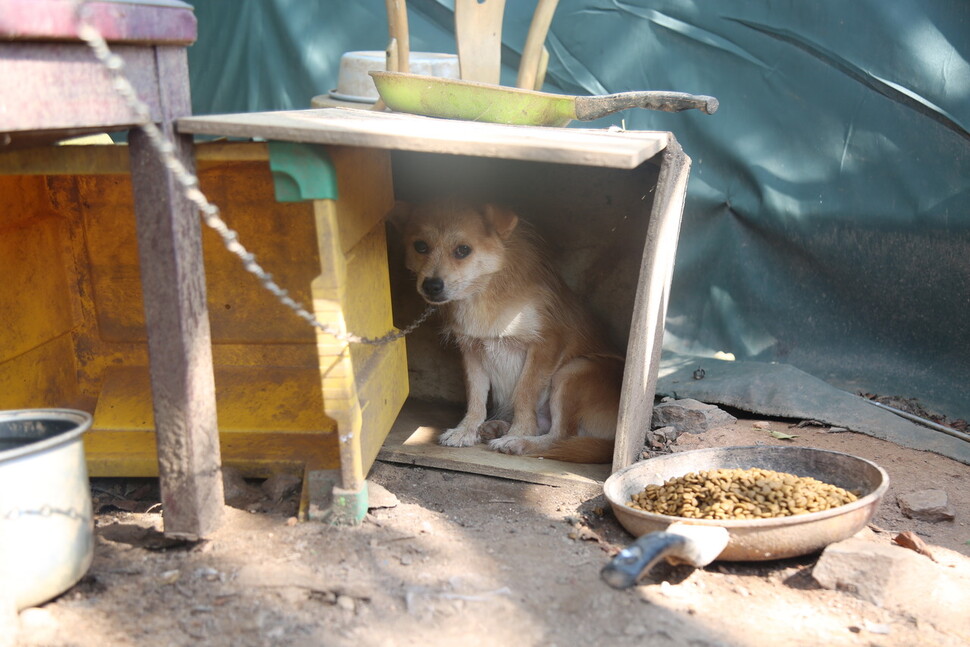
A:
187,1,969,424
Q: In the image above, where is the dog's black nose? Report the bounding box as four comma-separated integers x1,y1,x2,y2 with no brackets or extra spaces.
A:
422,277,445,299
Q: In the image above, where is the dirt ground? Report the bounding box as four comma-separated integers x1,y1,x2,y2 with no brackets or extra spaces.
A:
13,416,970,647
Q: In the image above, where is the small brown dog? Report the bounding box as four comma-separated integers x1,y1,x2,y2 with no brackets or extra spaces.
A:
396,198,623,463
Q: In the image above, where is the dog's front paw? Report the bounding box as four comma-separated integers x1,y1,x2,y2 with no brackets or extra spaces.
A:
488,435,531,455
477,419,511,442
439,425,479,447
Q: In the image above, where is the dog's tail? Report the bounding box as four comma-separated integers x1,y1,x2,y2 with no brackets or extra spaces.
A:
527,437,614,464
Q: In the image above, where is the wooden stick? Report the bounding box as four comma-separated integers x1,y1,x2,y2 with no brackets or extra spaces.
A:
517,0,558,90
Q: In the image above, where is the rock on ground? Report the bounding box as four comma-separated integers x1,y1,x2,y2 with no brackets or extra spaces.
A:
646,425,682,448
813,537,970,639
896,489,955,522
652,398,737,434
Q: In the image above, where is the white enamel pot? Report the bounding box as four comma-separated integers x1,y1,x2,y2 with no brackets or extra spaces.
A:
0,409,94,610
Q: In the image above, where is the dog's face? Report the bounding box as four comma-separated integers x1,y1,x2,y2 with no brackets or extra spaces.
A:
395,200,518,304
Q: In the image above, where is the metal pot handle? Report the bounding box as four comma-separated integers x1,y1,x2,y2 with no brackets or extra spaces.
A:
574,91,719,120
601,523,730,589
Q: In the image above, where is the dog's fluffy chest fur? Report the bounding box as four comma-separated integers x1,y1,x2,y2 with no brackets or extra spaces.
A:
447,296,547,416
449,299,543,342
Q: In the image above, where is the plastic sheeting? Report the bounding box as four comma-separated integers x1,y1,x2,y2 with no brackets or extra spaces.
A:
186,2,970,430
658,353,970,465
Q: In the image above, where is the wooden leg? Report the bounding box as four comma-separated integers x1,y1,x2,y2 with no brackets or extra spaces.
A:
127,47,223,539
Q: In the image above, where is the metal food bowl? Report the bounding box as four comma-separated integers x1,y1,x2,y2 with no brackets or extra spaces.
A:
0,409,94,610
328,51,459,103
604,445,889,562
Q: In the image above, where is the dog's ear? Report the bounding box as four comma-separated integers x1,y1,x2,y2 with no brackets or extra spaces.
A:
482,204,518,239
385,201,412,233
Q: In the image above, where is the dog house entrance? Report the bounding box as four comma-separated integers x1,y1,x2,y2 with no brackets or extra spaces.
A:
178,108,691,491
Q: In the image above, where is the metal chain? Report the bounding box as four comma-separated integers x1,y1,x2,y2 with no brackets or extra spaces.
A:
2,506,89,522
73,3,434,346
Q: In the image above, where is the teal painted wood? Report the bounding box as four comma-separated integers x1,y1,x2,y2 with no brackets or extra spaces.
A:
267,141,338,202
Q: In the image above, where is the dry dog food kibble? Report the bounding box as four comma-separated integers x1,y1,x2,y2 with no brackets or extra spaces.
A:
628,467,859,520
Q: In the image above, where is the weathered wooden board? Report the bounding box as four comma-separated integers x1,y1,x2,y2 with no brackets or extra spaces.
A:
612,140,692,470
0,43,163,138
378,399,611,488
178,108,669,170
0,141,269,175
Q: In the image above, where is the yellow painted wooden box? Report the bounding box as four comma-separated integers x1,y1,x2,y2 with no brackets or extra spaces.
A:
0,142,408,514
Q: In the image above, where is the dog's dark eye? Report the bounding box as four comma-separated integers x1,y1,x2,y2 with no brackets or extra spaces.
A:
413,240,429,254
454,244,472,259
